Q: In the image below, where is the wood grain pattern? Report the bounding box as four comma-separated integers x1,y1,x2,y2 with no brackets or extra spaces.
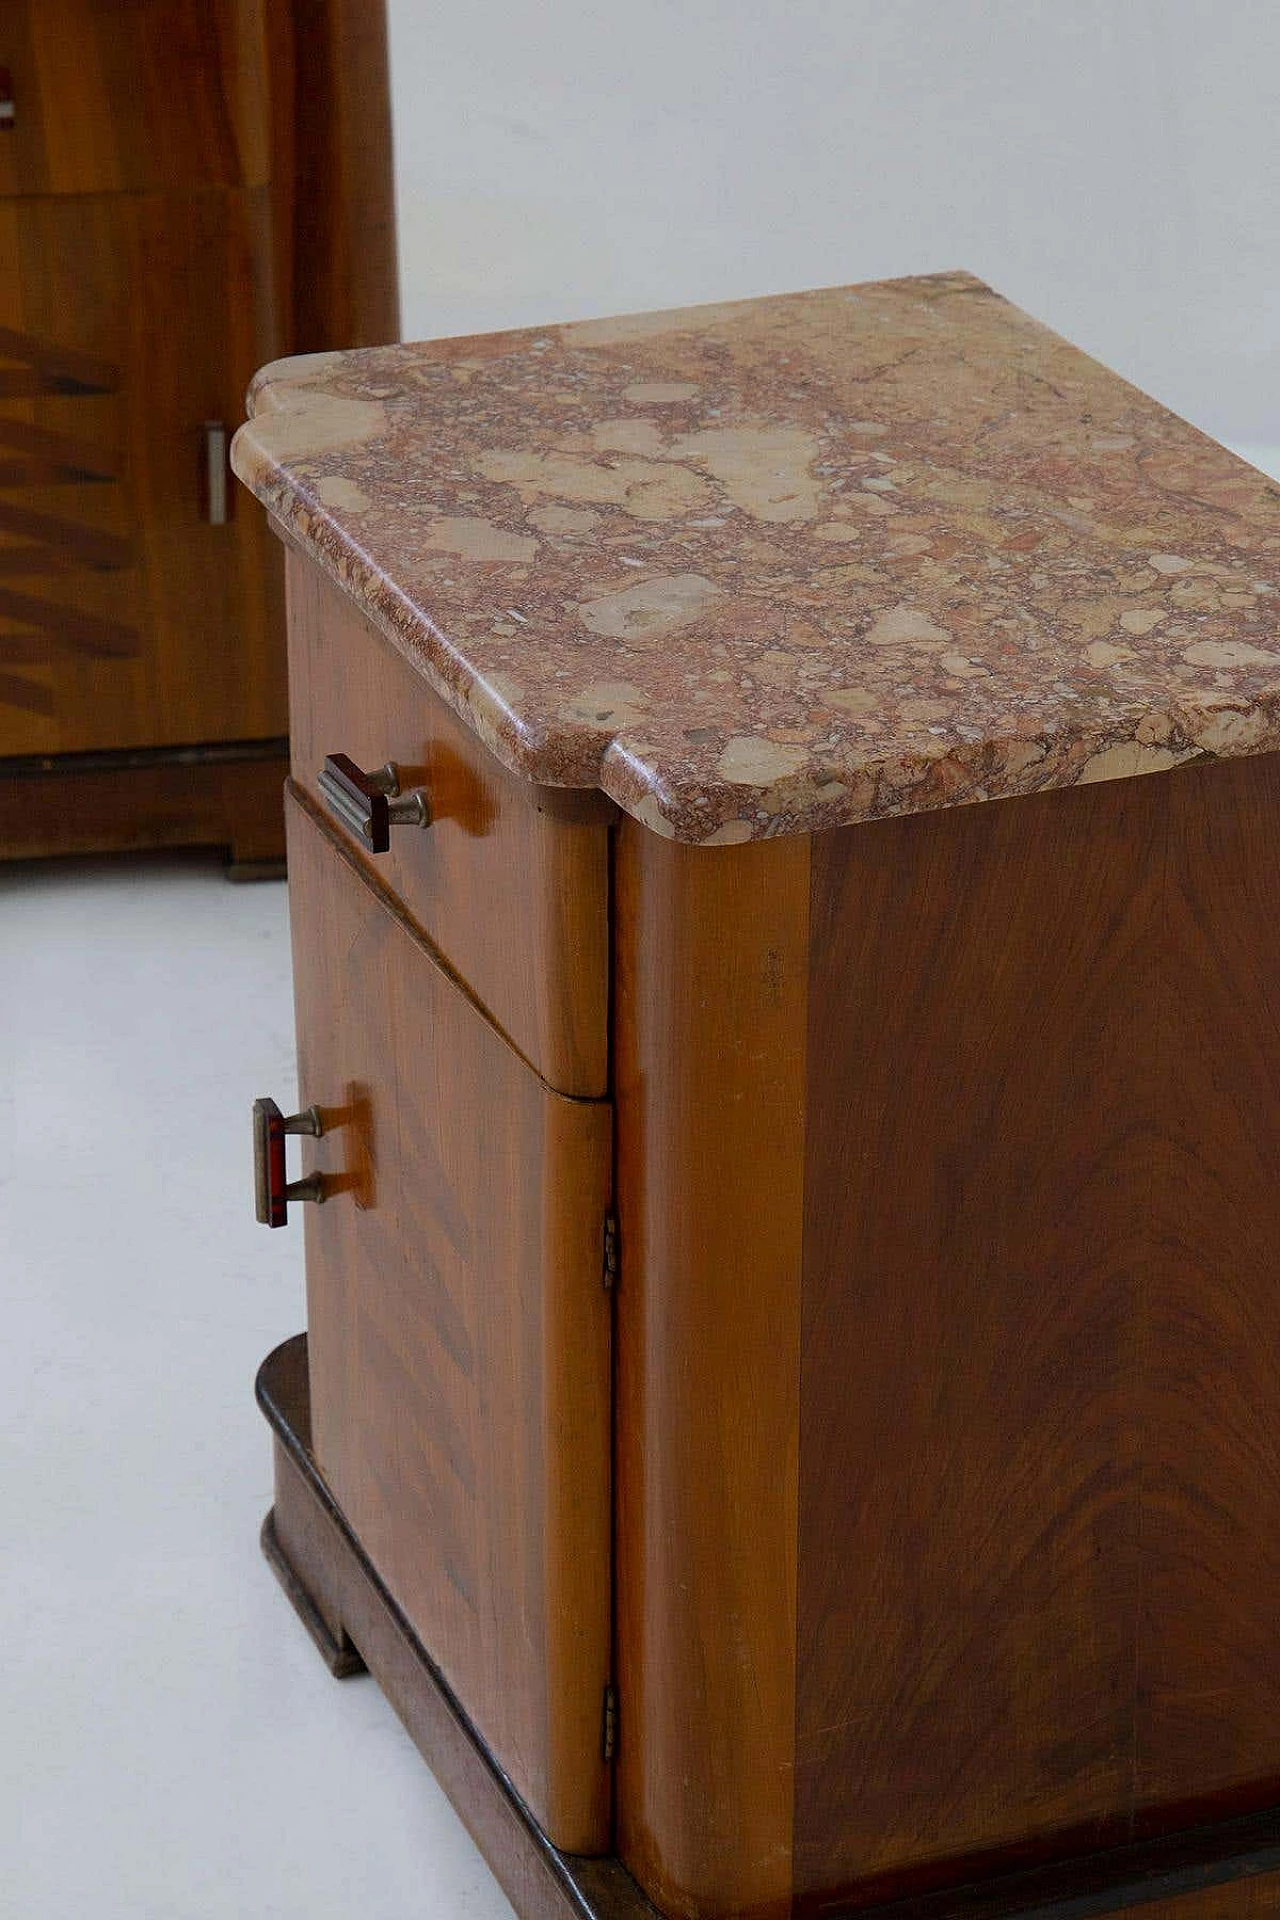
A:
289,0,400,350
613,821,810,1920
259,1334,1280,1920
286,787,613,1852
0,0,278,195
794,757,1280,1909
797,778,1159,1902
1135,755,1280,1823
286,550,612,1097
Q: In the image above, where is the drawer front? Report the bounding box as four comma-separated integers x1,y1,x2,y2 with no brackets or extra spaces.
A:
286,548,612,1098
0,0,275,197
286,790,613,1853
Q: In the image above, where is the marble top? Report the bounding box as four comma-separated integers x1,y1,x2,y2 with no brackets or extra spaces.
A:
231,272,1280,844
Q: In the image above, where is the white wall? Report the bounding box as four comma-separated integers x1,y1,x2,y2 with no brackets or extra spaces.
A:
386,0,1280,454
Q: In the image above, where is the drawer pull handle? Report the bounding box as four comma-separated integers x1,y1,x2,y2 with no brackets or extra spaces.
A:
202,420,229,524
317,754,431,852
253,1097,325,1228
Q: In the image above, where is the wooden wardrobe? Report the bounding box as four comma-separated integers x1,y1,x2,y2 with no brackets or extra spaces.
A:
0,0,397,868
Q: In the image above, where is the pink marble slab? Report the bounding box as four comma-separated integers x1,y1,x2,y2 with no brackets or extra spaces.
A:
231,271,1280,843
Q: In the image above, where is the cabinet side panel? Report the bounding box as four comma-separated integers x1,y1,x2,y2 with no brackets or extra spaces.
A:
614,822,809,1920
795,779,1160,1904
1135,754,1280,1821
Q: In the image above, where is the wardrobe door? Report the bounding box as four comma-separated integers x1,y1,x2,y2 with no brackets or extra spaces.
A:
0,190,285,755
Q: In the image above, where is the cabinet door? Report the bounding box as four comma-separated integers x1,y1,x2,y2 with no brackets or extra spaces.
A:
0,190,286,756
285,789,614,1854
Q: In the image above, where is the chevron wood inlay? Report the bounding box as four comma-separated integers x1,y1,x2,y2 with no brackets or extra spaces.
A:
0,499,133,573
0,415,120,487
0,634,56,663
0,325,118,395
0,368,114,400
0,316,137,724
0,670,54,716
0,584,137,658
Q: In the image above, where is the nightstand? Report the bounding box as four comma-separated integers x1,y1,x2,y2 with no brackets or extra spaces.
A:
236,274,1280,1920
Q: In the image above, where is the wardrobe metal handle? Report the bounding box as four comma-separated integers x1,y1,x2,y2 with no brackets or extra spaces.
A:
203,420,229,524
253,1098,325,1228
317,754,430,853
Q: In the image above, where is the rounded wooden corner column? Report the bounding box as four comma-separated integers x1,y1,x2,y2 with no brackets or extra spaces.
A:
612,817,811,1920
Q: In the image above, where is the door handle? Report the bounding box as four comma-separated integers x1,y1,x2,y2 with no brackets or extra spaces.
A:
317,755,430,853
202,420,229,524
253,1097,325,1227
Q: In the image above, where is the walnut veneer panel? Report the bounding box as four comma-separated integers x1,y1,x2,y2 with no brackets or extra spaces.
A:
613,821,810,1920
289,0,399,352
794,755,1280,1909
1136,755,1280,1817
286,788,613,1852
286,550,611,1097
0,191,286,754
0,0,280,195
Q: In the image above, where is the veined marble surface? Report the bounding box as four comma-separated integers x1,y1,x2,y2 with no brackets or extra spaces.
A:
232,272,1280,844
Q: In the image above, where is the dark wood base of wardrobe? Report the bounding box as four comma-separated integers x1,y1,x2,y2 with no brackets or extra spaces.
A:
0,739,288,870
256,1333,1280,1920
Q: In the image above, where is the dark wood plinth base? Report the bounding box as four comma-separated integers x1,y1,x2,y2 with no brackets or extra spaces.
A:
0,739,288,871
256,1335,1280,1920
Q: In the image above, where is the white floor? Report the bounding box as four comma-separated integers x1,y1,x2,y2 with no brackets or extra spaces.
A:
1,852,515,1920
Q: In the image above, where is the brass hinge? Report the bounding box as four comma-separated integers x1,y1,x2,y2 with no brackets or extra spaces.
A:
602,1684,618,1762
602,1210,619,1290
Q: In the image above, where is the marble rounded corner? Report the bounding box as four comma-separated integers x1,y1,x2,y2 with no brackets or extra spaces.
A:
246,349,350,415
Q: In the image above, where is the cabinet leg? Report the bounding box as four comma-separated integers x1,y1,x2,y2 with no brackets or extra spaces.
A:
260,1502,365,1680
258,1335,364,1678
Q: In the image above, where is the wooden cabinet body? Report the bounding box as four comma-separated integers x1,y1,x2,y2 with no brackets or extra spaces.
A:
238,275,1280,1919
267,554,1280,1920
0,0,395,862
